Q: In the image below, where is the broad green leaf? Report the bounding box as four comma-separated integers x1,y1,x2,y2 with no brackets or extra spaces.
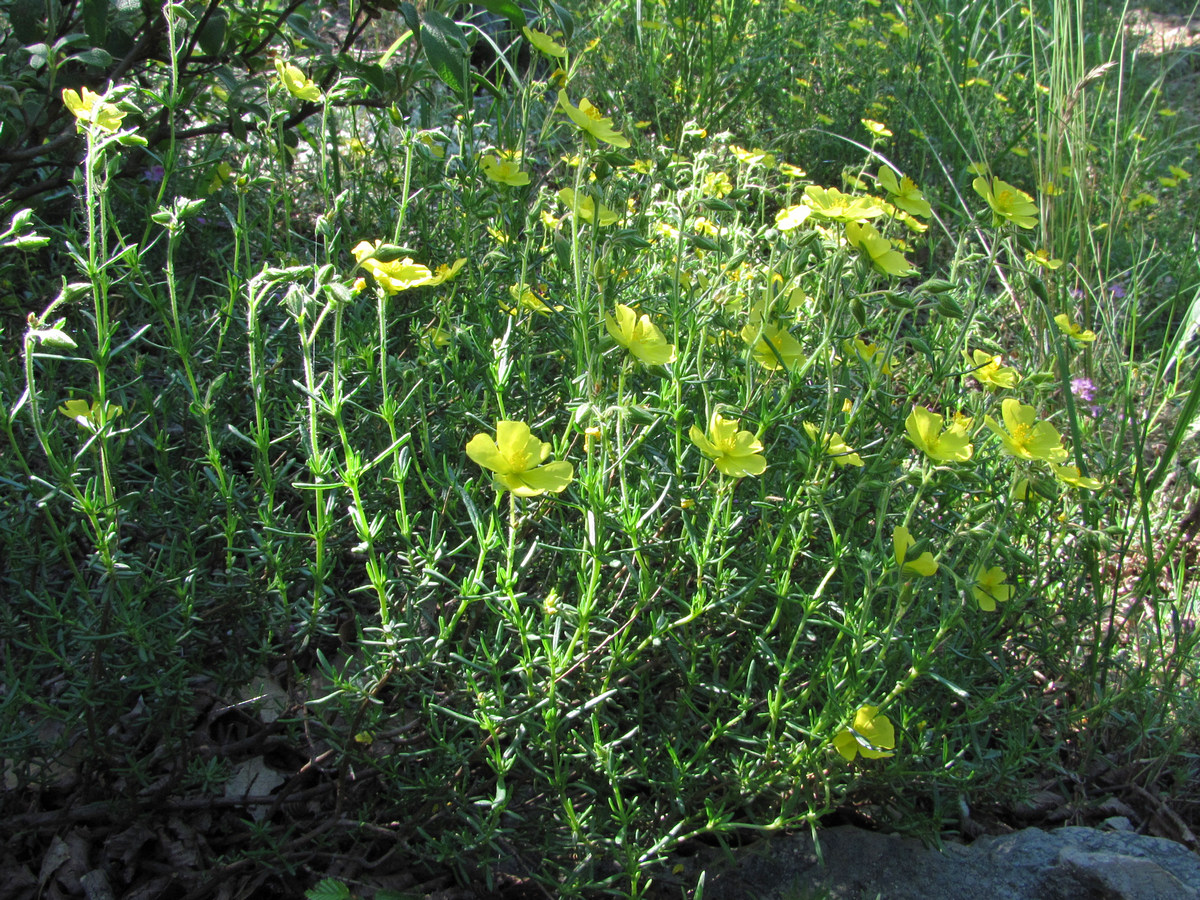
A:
304,879,350,900
549,0,575,41
398,3,420,36
477,0,526,28
69,48,113,68
420,11,469,97
197,10,227,56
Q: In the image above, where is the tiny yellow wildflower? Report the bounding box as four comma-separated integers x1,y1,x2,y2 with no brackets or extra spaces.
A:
62,87,126,132
877,166,931,218
963,348,1021,389
352,240,433,294
803,422,864,467
972,175,1038,229
971,565,1011,611
59,398,122,431
984,399,1068,463
274,59,322,102
904,406,973,463
466,421,573,497
893,525,938,576
833,706,895,761
480,151,530,187
605,304,677,365
690,412,767,477
558,90,630,148
522,27,567,58
1053,314,1096,343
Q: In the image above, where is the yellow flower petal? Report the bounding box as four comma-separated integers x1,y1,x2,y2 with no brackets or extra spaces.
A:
558,90,630,148
691,412,766,477
971,565,1011,611
835,705,896,761
972,175,1038,229
467,421,573,497
522,26,567,58
904,406,972,463
605,304,676,365
274,58,322,102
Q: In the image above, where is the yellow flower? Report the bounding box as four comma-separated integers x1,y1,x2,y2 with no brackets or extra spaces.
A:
503,284,562,316
833,705,895,761
522,26,567,58
845,221,915,277
558,90,630,148
1128,192,1158,211
861,118,892,138
689,411,766,477
971,565,1011,611
59,398,122,432
904,406,973,463
741,320,805,372
963,348,1021,389
1026,248,1063,270
1051,464,1102,490
972,175,1038,229
803,422,864,467
605,303,677,365
273,59,322,102
206,161,234,195
351,241,433,294
62,87,126,132
775,204,812,231
1053,314,1096,343
876,166,931,218
892,525,938,576
984,399,1068,463
426,257,467,286
702,171,733,197
417,131,446,160
843,338,894,375
480,151,530,187
466,421,573,497
804,185,886,223
730,145,775,168
557,188,620,226
424,324,453,349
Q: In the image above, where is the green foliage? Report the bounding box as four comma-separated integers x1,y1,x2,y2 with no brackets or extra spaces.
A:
2,0,1198,897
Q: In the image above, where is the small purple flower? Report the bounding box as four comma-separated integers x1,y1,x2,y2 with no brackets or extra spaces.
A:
1070,377,1101,416
142,164,165,184
1109,281,1126,300
1069,285,1085,300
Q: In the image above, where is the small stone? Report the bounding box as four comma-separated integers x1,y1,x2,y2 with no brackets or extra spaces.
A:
1095,796,1137,820
1101,816,1134,832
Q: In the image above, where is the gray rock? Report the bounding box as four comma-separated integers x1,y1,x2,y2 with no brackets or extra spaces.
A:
1058,846,1198,900
699,825,1200,899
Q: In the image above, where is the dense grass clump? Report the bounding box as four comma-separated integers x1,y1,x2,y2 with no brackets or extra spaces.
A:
2,0,1198,896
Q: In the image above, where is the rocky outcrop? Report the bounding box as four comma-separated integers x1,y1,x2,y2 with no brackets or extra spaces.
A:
701,825,1200,899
